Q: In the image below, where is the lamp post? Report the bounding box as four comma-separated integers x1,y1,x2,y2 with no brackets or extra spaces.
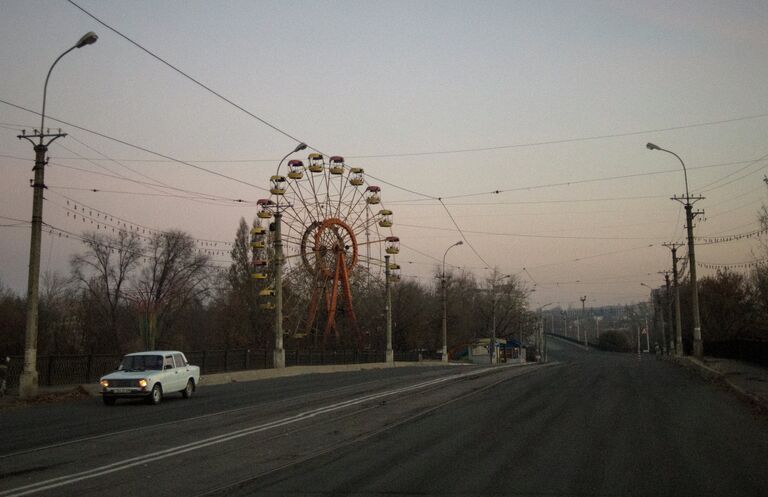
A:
489,274,511,365
385,255,393,364
579,295,587,348
16,32,98,399
538,302,555,363
647,143,704,358
641,282,666,354
441,241,462,363
273,142,307,369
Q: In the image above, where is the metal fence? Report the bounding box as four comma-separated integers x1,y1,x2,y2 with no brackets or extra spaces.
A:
703,339,768,368
3,348,419,390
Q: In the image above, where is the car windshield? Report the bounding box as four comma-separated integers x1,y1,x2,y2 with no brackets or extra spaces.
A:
118,354,163,371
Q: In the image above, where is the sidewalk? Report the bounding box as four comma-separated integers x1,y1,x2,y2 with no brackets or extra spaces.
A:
674,355,768,413
0,360,452,408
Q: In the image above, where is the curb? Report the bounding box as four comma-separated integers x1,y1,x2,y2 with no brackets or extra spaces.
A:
673,356,768,413
2,360,455,403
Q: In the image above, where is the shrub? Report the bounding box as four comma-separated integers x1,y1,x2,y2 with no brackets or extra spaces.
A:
598,330,632,352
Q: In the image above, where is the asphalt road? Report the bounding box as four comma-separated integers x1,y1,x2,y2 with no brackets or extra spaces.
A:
1,339,766,497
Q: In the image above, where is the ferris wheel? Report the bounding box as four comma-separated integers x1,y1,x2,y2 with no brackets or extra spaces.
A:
251,152,400,345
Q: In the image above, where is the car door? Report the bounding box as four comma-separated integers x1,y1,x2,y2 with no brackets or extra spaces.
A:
163,354,182,392
173,353,189,388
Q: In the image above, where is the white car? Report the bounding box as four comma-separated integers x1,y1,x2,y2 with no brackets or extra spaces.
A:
99,351,200,406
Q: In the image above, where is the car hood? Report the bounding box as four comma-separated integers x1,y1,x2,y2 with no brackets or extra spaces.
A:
100,370,161,380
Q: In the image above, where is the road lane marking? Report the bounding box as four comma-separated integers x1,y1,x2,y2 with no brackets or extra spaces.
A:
0,366,510,497
199,366,544,496
0,370,450,460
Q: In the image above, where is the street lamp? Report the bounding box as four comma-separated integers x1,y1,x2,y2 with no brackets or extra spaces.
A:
641,282,662,352
647,143,703,358
538,302,555,363
579,295,587,347
441,241,462,363
272,142,307,369
16,32,98,398
490,274,511,365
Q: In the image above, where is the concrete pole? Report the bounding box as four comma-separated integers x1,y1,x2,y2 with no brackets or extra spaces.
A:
658,287,667,355
648,143,703,358
672,247,683,356
685,203,703,358
273,210,285,368
271,143,306,368
491,288,498,365
664,273,674,354
562,312,567,338
644,316,650,352
18,144,48,398
441,272,448,363
596,317,600,338
441,241,461,363
17,34,99,398
580,296,587,348
385,255,393,364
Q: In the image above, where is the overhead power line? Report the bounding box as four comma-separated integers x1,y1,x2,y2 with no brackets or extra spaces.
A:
67,0,304,147
0,98,270,193
397,222,658,241
343,113,768,159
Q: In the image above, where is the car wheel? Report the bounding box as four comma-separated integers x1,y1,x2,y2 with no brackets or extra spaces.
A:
147,383,163,405
181,379,194,399
103,396,116,406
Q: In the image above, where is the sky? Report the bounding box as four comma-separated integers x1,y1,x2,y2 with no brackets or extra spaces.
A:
1,0,767,310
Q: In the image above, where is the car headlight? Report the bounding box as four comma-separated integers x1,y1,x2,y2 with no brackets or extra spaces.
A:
138,379,148,388
100,379,109,388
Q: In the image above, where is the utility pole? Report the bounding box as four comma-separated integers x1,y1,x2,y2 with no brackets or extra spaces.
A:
273,143,307,369
657,271,670,354
678,197,705,357
663,242,684,356
664,272,673,354
273,209,285,368
580,296,587,348
441,241,462,363
385,255,393,364
561,311,567,338
17,32,98,399
491,290,497,365
648,143,704,358
644,316,650,352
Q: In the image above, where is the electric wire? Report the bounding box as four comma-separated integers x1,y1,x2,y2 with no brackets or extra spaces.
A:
0,98,270,193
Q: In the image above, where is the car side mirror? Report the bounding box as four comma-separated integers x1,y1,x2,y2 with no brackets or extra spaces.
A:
164,364,173,370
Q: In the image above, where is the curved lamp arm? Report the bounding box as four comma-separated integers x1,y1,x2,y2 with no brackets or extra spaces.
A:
647,142,689,198
39,32,98,143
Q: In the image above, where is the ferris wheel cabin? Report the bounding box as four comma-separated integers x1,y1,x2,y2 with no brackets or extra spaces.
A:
349,167,364,186
365,185,381,204
287,159,304,179
250,226,266,249
270,175,287,195
389,263,401,282
250,259,269,279
378,209,393,227
257,199,275,219
385,236,400,254
308,153,324,173
329,156,345,175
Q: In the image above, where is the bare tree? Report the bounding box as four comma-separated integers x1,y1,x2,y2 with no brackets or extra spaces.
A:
39,270,77,354
133,230,210,349
71,231,142,351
